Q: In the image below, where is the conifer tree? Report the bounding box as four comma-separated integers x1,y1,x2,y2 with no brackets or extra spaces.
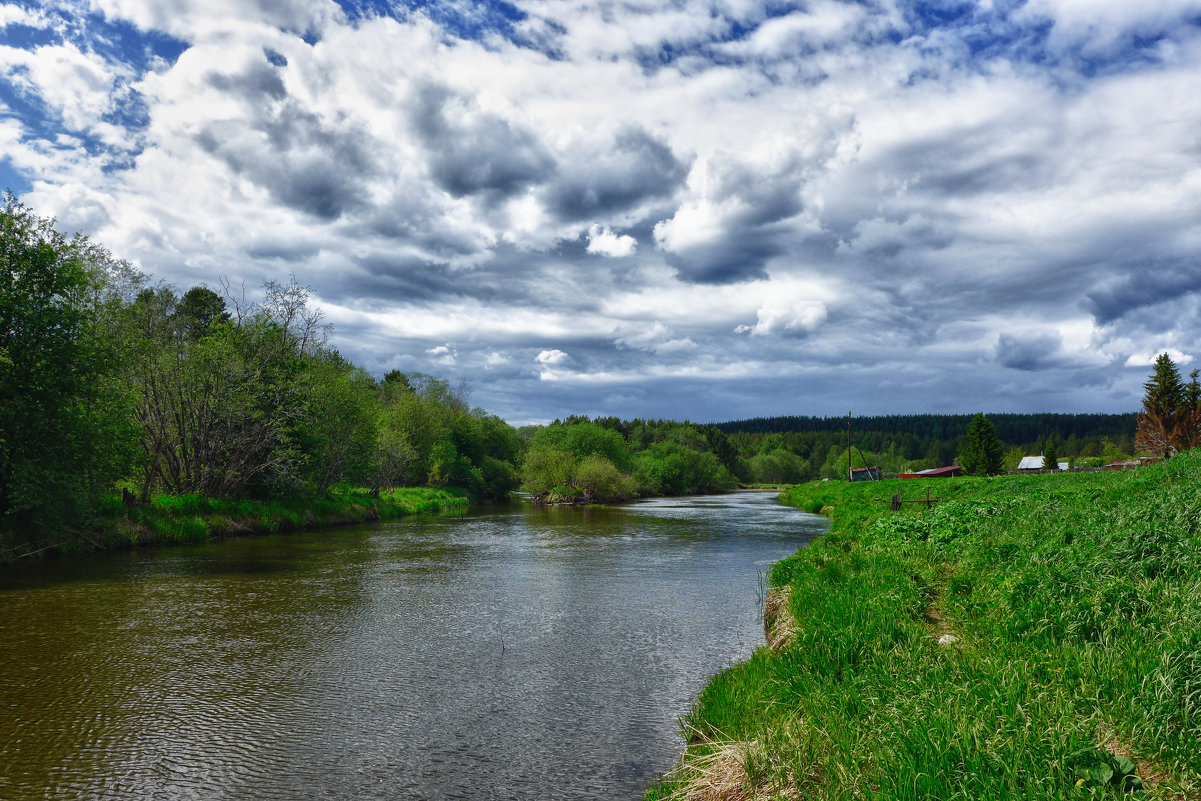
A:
1136,353,1193,457
958,413,1004,476
1042,436,1058,471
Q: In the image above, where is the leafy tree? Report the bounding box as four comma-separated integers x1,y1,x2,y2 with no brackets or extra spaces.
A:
572,454,638,502
173,286,229,341
521,447,576,496
0,194,138,530
958,413,1004,476
296,353,378,492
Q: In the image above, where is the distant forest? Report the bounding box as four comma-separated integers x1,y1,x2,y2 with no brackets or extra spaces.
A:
717,413,1136,443
711,412,1139,482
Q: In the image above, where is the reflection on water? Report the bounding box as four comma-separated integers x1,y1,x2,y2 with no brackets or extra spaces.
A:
0,492,825,800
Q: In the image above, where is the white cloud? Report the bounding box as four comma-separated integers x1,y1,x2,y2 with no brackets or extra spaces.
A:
585,224,637,257
0,42,127,132
536,349,569,366
426,343,457,365
739,299,828,337
0,4,47,28
1125,349,1194,368
614,322,698,354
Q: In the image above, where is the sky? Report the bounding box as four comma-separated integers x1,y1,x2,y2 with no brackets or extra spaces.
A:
3,0,1201,424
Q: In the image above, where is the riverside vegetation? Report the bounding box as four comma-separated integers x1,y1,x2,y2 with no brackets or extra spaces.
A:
0,195,746,556
1,194,511,557
647,453,1201,800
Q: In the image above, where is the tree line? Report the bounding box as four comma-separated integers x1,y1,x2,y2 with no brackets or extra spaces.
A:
518,417,740,503
1,191,1172,539
1,194,519,539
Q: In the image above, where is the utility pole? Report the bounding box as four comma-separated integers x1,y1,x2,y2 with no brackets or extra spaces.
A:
847,410,853,481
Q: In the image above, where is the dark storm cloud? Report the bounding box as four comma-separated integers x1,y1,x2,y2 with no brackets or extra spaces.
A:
194,62,375,221
319,241,619,311
995,332,1071,371
412,83,554,199
317,255,472,305
663,230,785,284
868,120,1058,199
1084,260,1201,325
356,197,488,259
541,127,690,221
662,157,806,284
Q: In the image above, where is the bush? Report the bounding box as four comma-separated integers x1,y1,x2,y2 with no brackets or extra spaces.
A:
521,447,576,496
572,454,638,502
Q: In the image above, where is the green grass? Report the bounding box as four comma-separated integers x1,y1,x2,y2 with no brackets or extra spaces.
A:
648,456,1201,800
88,486,469,550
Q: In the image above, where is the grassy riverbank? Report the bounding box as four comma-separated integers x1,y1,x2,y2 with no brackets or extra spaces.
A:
3,487,469,559
647,454,1201,800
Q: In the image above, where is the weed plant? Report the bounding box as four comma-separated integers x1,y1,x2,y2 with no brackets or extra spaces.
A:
649,454,1201,799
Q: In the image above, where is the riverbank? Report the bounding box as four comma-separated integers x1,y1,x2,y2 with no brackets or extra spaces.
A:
646,455,1201,799
2,487,469,560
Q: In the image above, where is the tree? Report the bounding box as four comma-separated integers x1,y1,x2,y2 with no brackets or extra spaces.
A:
1042,436,1059,471
958,413,1004,476
0,193,138,530
1136,353,1195,457
173,286,229,341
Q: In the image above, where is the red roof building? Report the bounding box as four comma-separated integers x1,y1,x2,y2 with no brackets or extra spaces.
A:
899,465,963,479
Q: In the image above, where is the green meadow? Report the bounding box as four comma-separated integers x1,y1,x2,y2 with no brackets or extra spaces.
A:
648,454,1201,800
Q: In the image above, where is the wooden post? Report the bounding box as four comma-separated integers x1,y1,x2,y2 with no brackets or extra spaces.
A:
847,411,853,482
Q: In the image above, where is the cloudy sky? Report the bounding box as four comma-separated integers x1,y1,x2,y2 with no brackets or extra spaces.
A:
3,0,1200,423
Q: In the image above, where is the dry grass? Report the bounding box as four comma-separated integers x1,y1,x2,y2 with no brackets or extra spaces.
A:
763,585,797,652
665,739,797,801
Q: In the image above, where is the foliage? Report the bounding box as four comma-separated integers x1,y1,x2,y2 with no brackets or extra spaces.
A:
0,193,139,531
958,413,1004,476
716,412,1140,483
1,196,523,553
521,419,738,503
1042,435,1059,470
1136,352,1198,457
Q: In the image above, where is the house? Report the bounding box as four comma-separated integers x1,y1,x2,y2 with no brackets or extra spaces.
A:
1017,456,1069,471
899,465,963,478
849,466,882,481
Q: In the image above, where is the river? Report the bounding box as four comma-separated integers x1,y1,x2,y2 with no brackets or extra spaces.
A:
0,491,825,800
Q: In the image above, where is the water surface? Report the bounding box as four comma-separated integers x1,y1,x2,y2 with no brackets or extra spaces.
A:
0,492,825,800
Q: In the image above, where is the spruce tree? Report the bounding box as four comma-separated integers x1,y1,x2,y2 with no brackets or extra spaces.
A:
1136,353,1191,457
1042,437,1059,471
958,413,1004,476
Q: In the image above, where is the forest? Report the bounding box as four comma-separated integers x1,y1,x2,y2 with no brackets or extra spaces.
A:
0,195,518,553
716,412,1137,484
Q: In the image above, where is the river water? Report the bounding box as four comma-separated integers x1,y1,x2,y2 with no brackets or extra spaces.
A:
0,492,825,800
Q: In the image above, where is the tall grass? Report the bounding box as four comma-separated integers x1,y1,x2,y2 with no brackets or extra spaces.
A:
648,455,1201,799
90,486,470,549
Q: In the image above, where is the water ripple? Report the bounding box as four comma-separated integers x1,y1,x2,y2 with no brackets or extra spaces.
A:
0,492,825,800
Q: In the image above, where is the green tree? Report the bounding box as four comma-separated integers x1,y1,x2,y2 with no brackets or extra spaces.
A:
1042,437,1059,471
173,286,229,341
958,413,1004,476
1136,353,1192,457
0,194,139,532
